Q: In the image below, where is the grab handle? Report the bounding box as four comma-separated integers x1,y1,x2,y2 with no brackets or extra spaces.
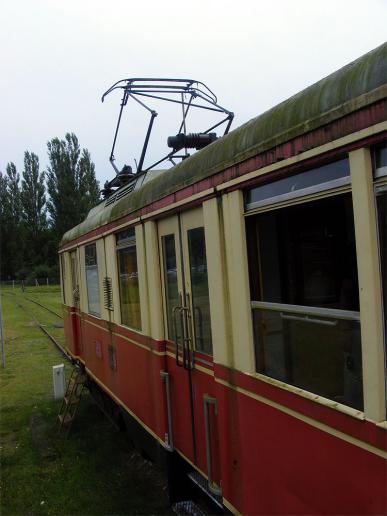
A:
173,305,184,367
203,394,222,496
160,370,173,451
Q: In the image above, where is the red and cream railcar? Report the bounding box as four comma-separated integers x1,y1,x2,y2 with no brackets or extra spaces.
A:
60,43,387,515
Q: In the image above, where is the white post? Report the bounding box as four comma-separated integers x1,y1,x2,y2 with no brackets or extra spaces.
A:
52,364,65,399
12,280,14,289
46,277,49,286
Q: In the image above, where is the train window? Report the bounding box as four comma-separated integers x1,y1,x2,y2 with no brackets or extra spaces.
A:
187,227,213,355
85,243,101,316
246,158,350,210
246,193,363,410
70,250,79,307
60,254,66,304
161,234,179,341
376,187,387,383
372,141,387,178
116,229,141,331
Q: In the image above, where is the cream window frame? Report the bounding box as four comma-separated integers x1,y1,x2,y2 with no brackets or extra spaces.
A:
242,148,387,421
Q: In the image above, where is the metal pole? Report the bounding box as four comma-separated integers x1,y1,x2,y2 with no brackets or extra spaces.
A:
0,288,6,368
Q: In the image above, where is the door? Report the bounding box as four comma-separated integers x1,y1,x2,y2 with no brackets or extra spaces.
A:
69,249,82,355
70,250,79,309
159,207,221,493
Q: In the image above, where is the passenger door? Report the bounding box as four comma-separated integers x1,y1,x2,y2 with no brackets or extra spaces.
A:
69,249,82,356
159,207,221,493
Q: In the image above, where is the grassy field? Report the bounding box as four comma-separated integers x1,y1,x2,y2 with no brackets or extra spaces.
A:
0,286,171,515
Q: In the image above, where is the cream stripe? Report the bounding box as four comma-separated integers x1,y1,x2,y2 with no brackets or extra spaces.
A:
222,498,240,515
216,378,387,459
112,331,150,351
252,372,364,420
84,318,109,332
165,351,214,376
112,331,166,356
83,319,166,355
194,363,214,376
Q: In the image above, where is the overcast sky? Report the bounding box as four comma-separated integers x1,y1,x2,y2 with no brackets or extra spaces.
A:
1,0,386,186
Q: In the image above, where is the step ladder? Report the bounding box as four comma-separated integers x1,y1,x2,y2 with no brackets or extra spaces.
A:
57,366,87,438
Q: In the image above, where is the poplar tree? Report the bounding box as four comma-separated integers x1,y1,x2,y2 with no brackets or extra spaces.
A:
1,163,23,278
21,152,47,266
46,132,100,244
0,172,9,279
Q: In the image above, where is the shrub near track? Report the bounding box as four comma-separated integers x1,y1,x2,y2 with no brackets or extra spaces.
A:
0,288,171,515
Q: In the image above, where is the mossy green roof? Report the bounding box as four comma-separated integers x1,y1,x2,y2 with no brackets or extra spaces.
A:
62,42,387,247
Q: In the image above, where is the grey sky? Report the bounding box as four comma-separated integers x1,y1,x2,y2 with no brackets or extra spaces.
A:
1,0,386,187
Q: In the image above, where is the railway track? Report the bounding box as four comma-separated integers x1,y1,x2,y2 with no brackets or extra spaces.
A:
23,296,63,319
3,290,71,361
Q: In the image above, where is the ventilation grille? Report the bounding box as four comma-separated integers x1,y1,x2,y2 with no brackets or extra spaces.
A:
103,276,114,311
105,180,137,206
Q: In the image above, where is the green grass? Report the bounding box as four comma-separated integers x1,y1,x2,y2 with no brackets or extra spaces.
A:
0,288,171,515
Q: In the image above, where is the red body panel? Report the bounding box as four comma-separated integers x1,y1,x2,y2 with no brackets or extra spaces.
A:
63,309,386,514
215,381,386,515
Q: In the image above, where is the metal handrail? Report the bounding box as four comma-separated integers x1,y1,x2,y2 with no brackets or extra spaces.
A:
203,394,222,496
251,300,360,322
173,305,183,367
160,370,174,451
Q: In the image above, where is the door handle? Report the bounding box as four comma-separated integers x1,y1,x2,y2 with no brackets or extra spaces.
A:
172,305,184,367
182,292,193,370
203,394,222,496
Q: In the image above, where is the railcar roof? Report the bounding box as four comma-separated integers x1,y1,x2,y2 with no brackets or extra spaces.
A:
61,42,387,247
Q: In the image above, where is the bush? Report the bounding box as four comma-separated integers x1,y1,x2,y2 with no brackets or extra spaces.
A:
15,268,29,280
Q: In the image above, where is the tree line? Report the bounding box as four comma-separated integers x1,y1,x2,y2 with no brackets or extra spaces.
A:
0,133,100,282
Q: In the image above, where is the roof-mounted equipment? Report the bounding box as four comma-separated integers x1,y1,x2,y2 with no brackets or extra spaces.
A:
101,78,234,177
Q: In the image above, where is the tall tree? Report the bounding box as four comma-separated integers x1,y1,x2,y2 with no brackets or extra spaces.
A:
6,162,22,224
0,172,9,279
78,149,100,217
47,133,100,242
0,163,23,279
21,152,47,266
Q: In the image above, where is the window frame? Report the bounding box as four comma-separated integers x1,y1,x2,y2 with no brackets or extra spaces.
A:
84,242,101,317
372,141,387,179
374,173,387,416
116,228,142,331
245,158,351,211
245,158,365,412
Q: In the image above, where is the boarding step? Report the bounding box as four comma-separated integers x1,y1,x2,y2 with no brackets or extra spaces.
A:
172,500,206,516
64,395,80,406
187,471,223,511
58,413,73,425
57,366,87,438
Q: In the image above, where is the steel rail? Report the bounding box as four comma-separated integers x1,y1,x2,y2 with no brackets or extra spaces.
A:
24,296,63,319
4,290,63,319
11,296,71,361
